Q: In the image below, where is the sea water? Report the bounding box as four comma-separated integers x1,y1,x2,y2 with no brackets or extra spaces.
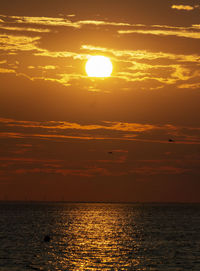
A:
0,202,200,270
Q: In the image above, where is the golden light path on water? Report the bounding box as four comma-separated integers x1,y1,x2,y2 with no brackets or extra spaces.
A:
50,204,141,270
1,203,199,270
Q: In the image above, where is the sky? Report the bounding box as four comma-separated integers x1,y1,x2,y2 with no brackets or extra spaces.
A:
0,0,200,202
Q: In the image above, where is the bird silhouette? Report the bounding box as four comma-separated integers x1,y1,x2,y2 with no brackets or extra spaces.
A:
44,235,51,242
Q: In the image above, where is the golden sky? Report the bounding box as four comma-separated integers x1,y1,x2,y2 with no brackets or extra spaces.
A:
0,0,200,202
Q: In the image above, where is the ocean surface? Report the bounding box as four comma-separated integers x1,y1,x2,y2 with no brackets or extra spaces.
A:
0,202,200,271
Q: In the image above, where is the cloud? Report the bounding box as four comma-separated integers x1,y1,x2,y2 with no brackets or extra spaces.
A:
3,14,200,43
130,165,189,175
0,60,7,64
0,33,80,59
0,157,63,163
0,25,51,33
0,34,40,52
81,44,200,62
0,117,158,132
192,24,200,29
0,157,195,181
77,20,131,27
7,15,80,28
171,5,195,11
1,14,144,29
0,32,85,84
12,159,190,179
178,82,200,89
81,44,200,85
0,155,113,178
3,154,190,179
33,49,81,58
13,165,117,178
0,14,200,89
1,117,200,145
0,67,15,73
118,29,200,39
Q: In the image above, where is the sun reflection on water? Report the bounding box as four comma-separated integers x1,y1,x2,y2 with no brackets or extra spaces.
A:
52,204,141,270
1,203,199,270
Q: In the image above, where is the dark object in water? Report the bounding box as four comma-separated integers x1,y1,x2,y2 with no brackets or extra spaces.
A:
108,151,113,154
168,138,175,142
44,235,51,242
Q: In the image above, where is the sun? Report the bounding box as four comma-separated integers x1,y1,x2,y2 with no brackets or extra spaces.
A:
86,55,113,78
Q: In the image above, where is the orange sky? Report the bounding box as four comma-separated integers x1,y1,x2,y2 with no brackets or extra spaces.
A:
0,0,200,202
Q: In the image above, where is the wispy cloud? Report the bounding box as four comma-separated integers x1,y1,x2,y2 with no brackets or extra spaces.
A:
0,14,140,30
1,14,200,89
0,156,114,178
81,44,200,85
6,15,80,28
33,49,81,58
0,157,63,163
0,34,40,52
0,117,159,132
171,5,195,11
178,82,200,89
77,20,131,27
1,118,200,144
118,28,200,39
0,67,15,73
81,44,200,62
0,156,193,179
130,166,189,175
0,25,51,33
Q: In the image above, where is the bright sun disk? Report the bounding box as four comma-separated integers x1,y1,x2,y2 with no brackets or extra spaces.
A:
86,55,113,78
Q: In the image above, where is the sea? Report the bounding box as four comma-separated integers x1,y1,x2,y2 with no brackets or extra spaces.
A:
0,202,200,271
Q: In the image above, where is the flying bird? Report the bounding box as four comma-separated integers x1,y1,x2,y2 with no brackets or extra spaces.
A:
44,235,51,242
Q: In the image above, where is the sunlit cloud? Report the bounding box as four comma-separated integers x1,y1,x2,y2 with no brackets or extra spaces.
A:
81,44,200,63
178,82,200,89
0,117,158,132
0,14,140,29
0,14,200,89
77,20,134,27
41,65,57,70
0,132,25,139
171,5,195,11
0,32,85,83
0,67,15,73
33,49,81,58
81,44,200,85
0,33,80,59
118,29,200,39
0,25,51,33
67,14,76,18
0,34,40,52
3,14,146,27
1,118,200,145
192,24,200,29
7,15,80,28
0,60,7,64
